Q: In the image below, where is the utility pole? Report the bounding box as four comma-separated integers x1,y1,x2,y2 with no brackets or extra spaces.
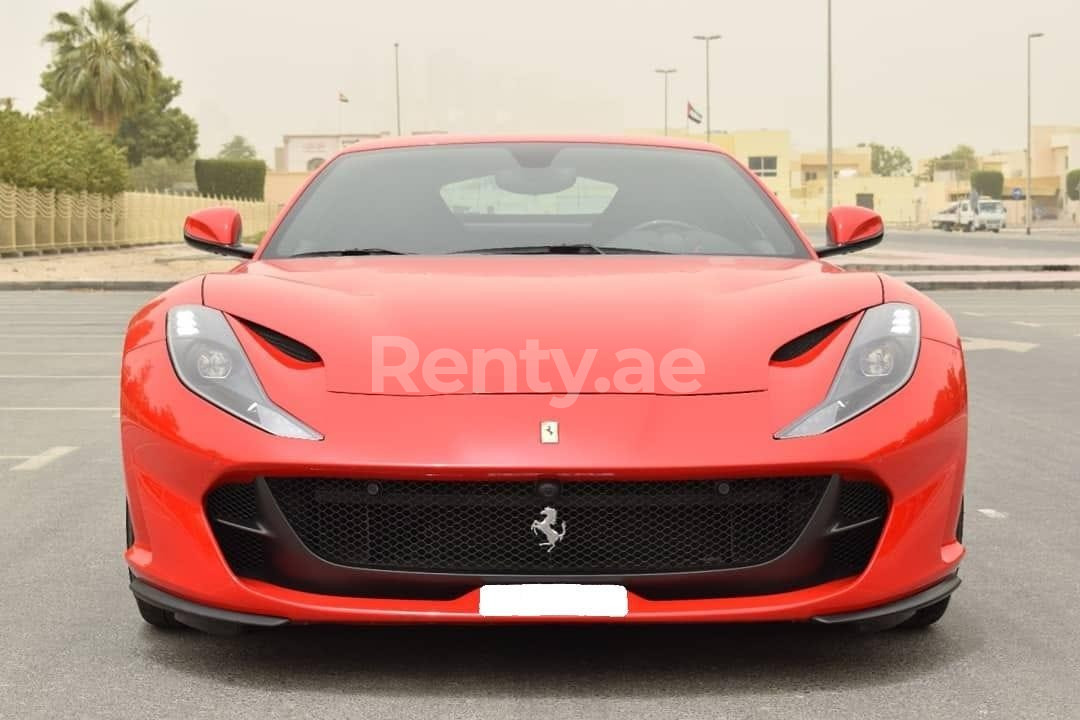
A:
826,0,834,212
1026,32,1044,235
655,68,677,135
692,35,721,142
394,42,402,136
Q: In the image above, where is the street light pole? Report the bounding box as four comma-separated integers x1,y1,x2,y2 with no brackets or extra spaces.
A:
1026,32,1044,235
394,42,402,136
826,0,833,212
692,35,721,143
655,68,677,135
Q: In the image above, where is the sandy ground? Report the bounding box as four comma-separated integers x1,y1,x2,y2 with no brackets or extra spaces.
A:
0,244,237,282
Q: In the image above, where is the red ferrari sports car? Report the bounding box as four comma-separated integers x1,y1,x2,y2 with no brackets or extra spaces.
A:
122,135,965,634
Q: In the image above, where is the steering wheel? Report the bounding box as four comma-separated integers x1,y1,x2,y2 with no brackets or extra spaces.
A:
623,219,707,252
628,219,704,235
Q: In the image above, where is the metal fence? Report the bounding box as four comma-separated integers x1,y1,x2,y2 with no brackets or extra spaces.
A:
0,184,276,254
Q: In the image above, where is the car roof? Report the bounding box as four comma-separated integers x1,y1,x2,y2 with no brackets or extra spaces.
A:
334,134,734,160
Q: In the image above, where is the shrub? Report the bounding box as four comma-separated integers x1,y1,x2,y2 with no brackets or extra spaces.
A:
1067,169,1080,201
194,158,266,200
970,170,1004,199
0,109,128,194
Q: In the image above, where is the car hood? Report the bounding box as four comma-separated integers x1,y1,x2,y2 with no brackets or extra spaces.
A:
203,256,882,396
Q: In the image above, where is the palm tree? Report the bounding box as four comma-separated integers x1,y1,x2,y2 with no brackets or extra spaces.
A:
41,0,159,133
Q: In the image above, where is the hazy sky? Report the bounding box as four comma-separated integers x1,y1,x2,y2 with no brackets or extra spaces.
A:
2,0,1077,163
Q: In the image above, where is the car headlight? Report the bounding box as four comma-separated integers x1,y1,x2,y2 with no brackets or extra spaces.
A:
775,303,920,439
166,305,322,440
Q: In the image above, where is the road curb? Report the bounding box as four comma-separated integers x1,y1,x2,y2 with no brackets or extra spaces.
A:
0,280,175,292
843,263,1080,273
905,278,1080,290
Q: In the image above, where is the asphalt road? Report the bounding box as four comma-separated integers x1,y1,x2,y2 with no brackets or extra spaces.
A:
1,289,1078,719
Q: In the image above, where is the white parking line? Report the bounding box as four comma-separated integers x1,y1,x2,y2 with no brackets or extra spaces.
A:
961,337,1039,353
1011,321,1043,328
961,311,986,317
977,508,1009,519
0,375,118,379
8,446,78,472
0,308,130,313
0,407,119,411
0,321,128,326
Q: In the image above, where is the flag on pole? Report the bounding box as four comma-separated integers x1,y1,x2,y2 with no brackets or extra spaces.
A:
338,92,349,103
687,102,702,124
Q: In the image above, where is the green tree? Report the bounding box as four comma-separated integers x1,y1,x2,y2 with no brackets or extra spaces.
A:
194,158,266,200
863,142,912,177
217,135,258,160
114,74,198,166
930,144,978,179
40,0,159,133
0,109,128,194
128,156,195,192
1067,169,1080,201
970,170,1004,199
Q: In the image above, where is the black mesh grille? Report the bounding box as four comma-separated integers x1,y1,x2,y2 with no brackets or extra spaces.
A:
836,481,889,527
205,477,890,593
206,483,258,526
205,484,264,576
824,481,889,580
264,476,830,574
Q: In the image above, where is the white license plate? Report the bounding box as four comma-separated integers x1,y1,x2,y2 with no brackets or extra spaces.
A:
478,584,629,617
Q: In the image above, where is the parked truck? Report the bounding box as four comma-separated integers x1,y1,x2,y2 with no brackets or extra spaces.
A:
931,200,977,231
974,199,1007,232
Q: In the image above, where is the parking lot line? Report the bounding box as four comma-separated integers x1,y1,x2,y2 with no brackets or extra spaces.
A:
0,407,118,411
0,375,118,379
960,337,1039,352
9,446,78,471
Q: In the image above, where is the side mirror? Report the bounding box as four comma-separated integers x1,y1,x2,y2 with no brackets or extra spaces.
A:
183,207,254,258
816,206,884,258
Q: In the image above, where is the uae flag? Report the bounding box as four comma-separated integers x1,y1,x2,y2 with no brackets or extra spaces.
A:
687,102,702,124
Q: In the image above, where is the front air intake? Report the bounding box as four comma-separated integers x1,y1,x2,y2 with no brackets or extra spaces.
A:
239,319,321,363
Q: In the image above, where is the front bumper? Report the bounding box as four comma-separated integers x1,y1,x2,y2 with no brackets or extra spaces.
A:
123,338,966,625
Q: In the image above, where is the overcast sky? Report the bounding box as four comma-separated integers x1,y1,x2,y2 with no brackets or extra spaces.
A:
2,0,1077,163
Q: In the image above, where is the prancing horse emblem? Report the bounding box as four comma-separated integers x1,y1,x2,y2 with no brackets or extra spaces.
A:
530,507,567,552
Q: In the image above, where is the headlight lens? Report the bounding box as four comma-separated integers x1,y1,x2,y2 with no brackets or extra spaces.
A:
166,305,322,440
775,303,920,438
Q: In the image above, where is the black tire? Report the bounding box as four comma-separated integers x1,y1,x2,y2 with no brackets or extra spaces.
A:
127,504,186,630
897,500,962,630
136,597,186,629
897,596,950,629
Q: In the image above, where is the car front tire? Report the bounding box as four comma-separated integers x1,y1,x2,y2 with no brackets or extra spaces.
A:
896,596,951,629
128,504,186,630
136,597,186,630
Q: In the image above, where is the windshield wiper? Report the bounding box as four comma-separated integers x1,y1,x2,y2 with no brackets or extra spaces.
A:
451,244,675,255
288,248,413,258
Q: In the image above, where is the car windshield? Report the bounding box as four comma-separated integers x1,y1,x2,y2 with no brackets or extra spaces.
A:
979,201,1001,212
262,143,809,259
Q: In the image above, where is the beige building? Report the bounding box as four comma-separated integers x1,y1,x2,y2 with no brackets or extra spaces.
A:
263,126,1080,227
794,146,873,186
